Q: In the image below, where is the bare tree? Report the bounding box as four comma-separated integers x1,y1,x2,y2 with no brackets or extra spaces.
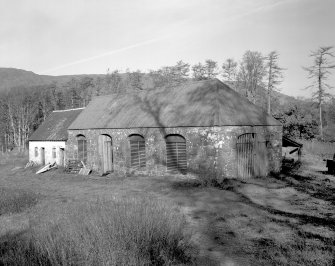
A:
204,59,218,79
126,69,144,90
303,46,335,140
192,60,218,80
265,51,284,114
222,58,237,81
172,60,190,83
105,69,122,93
192,63,206,80
148,61,190,88
237,50,266,104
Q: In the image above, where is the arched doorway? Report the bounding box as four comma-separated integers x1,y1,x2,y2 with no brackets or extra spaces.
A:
236,133,257,178
77,135,87,163
99,134,113,174
165,134,187,174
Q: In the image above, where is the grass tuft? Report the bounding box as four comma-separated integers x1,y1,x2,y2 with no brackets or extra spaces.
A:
0,188,39,215
1,197,193,266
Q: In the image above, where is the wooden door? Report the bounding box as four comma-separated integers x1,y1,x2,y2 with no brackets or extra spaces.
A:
40,147,45,165
99,135,113,174
236,133,256,178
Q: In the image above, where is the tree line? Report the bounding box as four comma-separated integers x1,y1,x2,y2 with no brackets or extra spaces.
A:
0,47,334,151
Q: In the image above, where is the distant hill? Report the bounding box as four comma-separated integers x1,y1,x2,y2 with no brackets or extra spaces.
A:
0,68,299,112
0,68,103,92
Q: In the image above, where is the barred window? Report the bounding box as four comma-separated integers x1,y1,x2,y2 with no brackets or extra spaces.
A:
165,135,187,174
52,147,56,159
77,135,87,163
129,134,146,169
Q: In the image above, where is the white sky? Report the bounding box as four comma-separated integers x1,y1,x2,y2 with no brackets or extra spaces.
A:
1,0,335,97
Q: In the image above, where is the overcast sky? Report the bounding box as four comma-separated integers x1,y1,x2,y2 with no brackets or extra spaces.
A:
1,0,335,97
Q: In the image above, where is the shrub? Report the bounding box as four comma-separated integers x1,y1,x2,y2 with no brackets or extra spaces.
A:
1,197,193,265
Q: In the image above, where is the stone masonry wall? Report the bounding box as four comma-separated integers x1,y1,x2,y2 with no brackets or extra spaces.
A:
66,125,282,178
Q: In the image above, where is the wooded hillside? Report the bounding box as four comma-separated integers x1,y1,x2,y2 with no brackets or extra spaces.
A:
1,49,334,151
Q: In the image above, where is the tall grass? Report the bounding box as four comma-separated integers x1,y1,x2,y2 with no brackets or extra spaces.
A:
0,150,28,172
299,139,335,159
1,197,193,265
0,188,39,215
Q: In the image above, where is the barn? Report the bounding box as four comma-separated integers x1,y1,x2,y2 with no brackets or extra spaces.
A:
28,108,83,166
67,79,282,178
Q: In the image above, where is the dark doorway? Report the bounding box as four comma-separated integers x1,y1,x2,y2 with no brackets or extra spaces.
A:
59,148,65,166
40,147,45,165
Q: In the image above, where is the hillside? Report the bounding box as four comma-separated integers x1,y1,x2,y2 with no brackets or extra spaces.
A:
0,68,102,92
0,68,301,116
0,68,299,103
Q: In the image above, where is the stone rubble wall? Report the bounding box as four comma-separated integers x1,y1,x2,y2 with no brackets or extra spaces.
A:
66,126,282,178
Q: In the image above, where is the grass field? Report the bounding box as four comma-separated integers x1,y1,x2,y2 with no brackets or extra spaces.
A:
1,150,335,265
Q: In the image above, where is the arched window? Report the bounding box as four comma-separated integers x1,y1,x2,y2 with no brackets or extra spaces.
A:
77,135,87,163
166,134,186,174
129,134,146,169
34,147,38,157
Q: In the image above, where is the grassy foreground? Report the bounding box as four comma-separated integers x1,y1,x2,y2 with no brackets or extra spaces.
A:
1,149,335,265
1,197,191,265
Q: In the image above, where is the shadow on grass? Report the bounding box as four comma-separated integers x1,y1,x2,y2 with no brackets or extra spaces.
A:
163,172,335,265
273,167,335,205
0,231,52,266
221,177,335,230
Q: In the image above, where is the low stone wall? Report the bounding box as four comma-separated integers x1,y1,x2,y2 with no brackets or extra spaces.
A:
66,125,282,178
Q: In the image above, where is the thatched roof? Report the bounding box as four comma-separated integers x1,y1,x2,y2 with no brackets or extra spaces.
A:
29,108,84,141
69,79,281,129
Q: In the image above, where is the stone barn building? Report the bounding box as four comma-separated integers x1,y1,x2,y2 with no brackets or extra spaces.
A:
29,108,83,166
67,79,282,178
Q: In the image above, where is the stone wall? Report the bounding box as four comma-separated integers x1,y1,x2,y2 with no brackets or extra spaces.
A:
66,125,282,178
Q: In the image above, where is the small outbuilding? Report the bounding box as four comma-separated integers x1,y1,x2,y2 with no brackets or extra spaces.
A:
282,136,303,163
28,108,83,166
67,79,282,178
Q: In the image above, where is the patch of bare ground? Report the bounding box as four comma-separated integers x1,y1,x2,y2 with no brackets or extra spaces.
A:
1,151,335,265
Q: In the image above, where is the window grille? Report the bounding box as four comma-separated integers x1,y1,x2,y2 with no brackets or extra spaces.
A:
129,135,146,169
77,135,87,163
166,135,187,174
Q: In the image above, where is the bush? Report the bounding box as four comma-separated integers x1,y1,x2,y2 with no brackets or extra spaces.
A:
0,188,39,215
1,197,193,265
